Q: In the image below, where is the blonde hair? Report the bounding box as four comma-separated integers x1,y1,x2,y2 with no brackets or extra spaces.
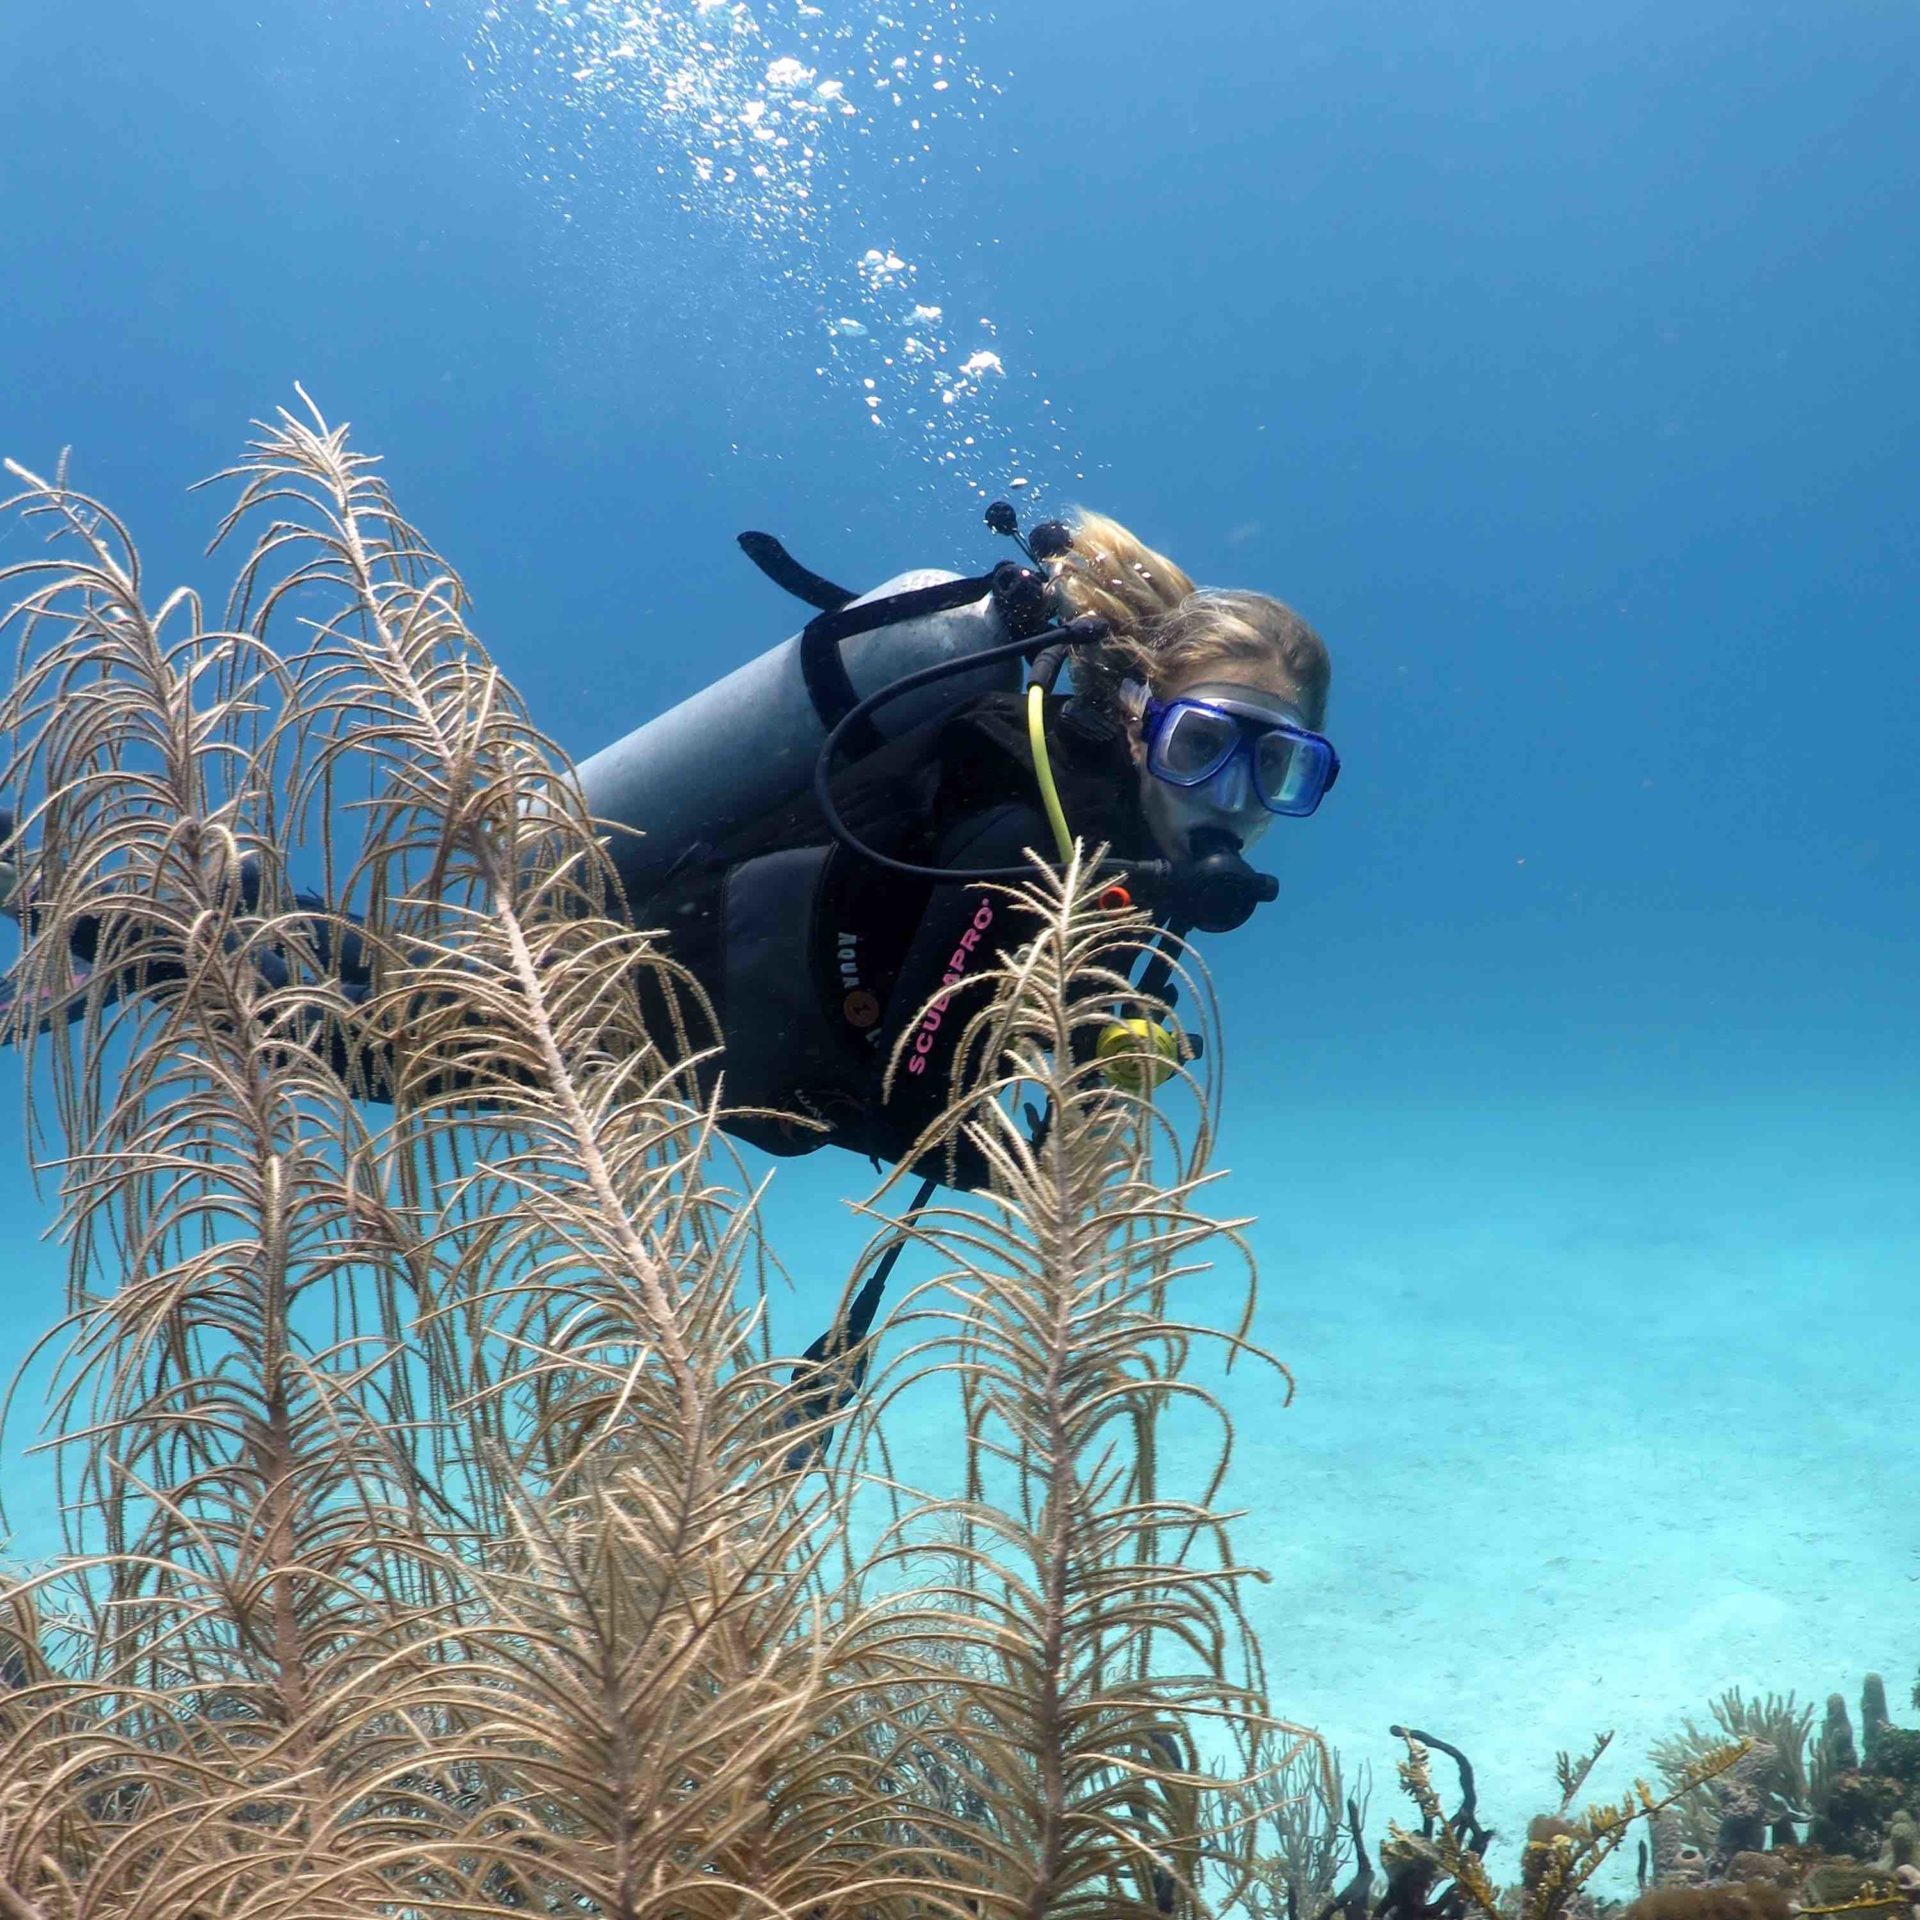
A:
1046,509,1331,729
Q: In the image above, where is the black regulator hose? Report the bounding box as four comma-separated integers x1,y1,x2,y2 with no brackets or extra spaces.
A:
811,619,1279,934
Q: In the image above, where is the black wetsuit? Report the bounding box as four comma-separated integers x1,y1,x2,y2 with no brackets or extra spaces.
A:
630,686,1156,1189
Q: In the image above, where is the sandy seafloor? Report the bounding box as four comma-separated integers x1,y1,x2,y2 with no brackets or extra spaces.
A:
1,1079,1911,1895
757,1082,1919,1892
1236,1090,1916,1868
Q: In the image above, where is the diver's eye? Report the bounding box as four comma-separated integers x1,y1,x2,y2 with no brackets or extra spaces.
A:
1154,706,1238,783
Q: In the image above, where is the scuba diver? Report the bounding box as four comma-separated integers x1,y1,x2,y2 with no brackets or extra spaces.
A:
0,500,1339,1459
584,503,1337,1195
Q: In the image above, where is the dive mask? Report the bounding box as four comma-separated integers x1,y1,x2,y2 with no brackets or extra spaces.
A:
1141,688,1341,818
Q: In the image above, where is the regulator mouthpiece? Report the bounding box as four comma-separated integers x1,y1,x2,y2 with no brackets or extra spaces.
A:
1168,826,1280,933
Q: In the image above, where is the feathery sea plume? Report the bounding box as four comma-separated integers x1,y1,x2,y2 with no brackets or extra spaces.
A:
837,848,1314,1918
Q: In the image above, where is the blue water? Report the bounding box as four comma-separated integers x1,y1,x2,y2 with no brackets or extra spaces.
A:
2,0,1916,1869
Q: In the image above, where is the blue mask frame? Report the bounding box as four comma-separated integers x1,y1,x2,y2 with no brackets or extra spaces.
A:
1142,694,1341,817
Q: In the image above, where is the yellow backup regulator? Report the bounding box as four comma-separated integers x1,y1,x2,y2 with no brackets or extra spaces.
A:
1026,684,1187,1097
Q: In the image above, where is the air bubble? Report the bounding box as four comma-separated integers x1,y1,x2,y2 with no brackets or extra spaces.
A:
465,0,1086,501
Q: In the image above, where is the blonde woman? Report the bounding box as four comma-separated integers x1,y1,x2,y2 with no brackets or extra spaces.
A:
0,510,1337,1195
623,507,1338,1194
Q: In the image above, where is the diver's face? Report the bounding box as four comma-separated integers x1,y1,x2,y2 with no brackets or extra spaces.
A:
1130,674,1312,861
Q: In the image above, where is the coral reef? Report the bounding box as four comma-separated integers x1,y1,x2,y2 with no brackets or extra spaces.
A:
1240,1668,1920,1920
1808,1680,1920,1862
1630,1675,1920,1920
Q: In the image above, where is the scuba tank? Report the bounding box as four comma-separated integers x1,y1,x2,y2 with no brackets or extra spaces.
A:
573,557,1032,903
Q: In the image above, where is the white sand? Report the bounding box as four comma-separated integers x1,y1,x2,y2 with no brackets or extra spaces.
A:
1222,1089,1917,1887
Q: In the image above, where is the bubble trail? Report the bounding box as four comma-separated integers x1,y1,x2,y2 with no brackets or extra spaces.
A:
468,0,1084,503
